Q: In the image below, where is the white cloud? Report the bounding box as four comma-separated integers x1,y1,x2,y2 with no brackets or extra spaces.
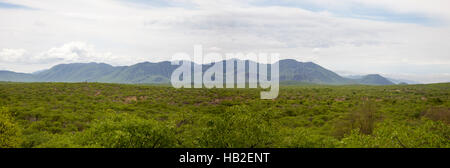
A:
37,42,111,63
0,42,139,72
272,0,450,21
0,42,124,64
383,73,450,84
0,48,27,63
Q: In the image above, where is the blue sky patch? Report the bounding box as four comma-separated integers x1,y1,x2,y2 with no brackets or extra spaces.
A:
0,1,31,9
118,0,196,8
251,0,437,26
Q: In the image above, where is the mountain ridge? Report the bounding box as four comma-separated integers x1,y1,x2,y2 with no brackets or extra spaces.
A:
0,59,395,85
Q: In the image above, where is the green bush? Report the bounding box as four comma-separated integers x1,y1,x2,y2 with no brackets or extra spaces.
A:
20,132,53,148
199,105,278,148
333,101,381,138
280,127,339,148
76,113,176,148
0,107,22,148
36,133,82,148
341,119,450,148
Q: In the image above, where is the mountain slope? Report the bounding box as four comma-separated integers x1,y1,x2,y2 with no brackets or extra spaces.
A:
355,74,395,85
0,71,36,82
97,61,176,83
387,78,420,84
279,59,353,84
0,60,395,85
36,63,116,82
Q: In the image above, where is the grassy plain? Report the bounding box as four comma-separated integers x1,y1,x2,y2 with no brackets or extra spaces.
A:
0,82,448,148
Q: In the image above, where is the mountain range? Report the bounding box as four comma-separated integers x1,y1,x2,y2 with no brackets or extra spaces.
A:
345,75,420,85
0,59,396,85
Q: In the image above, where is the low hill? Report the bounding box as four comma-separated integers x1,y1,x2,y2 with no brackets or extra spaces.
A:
355,74,395,85
0,70,36,82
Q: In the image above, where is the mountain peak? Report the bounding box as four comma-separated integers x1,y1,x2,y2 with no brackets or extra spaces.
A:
365,74,383,77
357,74,395,85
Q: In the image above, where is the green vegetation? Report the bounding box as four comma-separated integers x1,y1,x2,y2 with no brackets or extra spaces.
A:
0,107,22,147
0,82,448,148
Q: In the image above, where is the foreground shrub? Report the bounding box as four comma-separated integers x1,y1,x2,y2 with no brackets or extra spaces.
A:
333,101,381,138
199,105,278,148
341,119,449,148
280,127,339,148
35,133,82,148
0,107,22,148
76,113,176,148
422,107,449,124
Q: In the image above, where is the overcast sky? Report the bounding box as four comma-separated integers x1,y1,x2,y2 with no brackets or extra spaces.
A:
0,0,449,83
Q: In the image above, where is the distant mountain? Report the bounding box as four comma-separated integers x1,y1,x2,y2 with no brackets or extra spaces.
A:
35,63,116,82
31,69,49,75
279,59,353,84
345,74,416,85
344,75,365,79
0,70,36,82
386,78,420,85
354,74,395,85
0,59,395,85
97,61,177,83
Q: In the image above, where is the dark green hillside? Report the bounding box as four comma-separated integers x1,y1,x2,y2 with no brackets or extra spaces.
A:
356,74,395,85
97,61,176,83
279,59,352,84
36,63,116,82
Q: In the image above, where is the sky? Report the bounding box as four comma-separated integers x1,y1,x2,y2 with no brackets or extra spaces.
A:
0,0,449,83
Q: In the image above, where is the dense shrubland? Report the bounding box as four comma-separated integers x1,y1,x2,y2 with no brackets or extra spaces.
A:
0,107,22,147
0,82,448,148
